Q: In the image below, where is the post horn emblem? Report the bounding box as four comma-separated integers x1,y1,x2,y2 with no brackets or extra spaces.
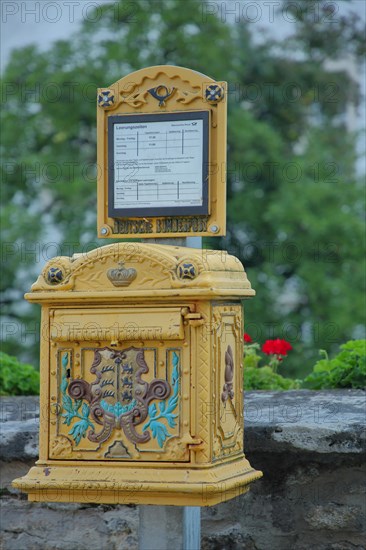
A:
148,85,176,107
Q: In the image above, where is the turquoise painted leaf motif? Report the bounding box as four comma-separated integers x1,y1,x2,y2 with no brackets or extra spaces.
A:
172,352,179,385
62,411,74,426
74,399,82,412
144,352,180,448
166,415,177,429
150,420,169,448
62,394,73,413
61,377,68,393
165,395,178,415
62,353,69,369
100,399,114,415
59,351,94,446
100,399,137,417
148,403,157,417
68,419,91,445
114,402,124,417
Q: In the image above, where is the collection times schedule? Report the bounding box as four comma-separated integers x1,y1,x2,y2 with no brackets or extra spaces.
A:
113,118,204,210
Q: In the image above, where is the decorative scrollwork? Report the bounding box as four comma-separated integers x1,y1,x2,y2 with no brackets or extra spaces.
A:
68,379,92,401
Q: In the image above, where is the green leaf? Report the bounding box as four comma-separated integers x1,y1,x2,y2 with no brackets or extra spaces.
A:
304,340,366,389
0,352,40,396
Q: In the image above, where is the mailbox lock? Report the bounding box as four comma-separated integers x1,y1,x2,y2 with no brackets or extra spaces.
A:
50,403,61,416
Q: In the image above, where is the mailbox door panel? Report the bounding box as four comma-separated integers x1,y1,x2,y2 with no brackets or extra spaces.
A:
49,307,191,462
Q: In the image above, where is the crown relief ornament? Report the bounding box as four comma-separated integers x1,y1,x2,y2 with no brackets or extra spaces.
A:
107,262,137,287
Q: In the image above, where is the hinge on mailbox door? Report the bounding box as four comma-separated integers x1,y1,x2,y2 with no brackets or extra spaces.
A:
182,310,205,327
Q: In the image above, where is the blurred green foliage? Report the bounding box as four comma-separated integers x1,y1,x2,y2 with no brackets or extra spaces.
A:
1,0,365,374
0,352,40,396
244,339,366,390
245,366,301,391
303,339,366,389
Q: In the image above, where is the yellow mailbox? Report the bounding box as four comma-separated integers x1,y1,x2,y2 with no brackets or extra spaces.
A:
13,242,262,505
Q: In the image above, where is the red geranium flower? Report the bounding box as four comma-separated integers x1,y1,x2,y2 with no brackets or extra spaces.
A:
262,338,292,356
244,333,252,343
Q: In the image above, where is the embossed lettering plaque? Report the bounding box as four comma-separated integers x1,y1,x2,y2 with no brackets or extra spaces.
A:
108,112,209,217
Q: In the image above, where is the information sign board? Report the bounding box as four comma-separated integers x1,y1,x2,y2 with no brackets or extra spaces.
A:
108,111,209,217
97,65,227,238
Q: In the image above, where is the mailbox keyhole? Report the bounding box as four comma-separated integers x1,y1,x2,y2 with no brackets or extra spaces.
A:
66,368,71,379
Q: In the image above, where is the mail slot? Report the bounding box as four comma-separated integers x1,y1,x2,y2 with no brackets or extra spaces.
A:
13,242,262,505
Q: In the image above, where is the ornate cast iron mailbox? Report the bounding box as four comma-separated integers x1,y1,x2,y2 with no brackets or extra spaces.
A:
13,243,262,505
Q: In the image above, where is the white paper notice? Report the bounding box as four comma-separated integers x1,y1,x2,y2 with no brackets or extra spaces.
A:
113,118,204,209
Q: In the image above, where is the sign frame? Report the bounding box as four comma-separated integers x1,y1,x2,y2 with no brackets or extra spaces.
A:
97,65,227,238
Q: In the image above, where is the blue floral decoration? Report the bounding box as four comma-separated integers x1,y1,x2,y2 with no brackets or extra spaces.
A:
60,353,94,446
100,399,137,418
143,352,180,448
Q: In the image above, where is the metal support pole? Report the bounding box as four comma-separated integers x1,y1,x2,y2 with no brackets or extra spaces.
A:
183,506,201,550
138,505,201,550
183,238,202,550
138,236,202,550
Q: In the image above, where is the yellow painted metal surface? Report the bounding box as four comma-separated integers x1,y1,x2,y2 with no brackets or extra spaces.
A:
96,65,227,238
13,243,262,505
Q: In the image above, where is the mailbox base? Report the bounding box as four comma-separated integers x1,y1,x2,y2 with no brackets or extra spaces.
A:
13,457,262,506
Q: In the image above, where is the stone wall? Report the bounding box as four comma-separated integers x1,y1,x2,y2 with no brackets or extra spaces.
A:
1,391,365,550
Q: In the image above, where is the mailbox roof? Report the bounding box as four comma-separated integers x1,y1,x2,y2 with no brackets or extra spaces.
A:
25,243,255,303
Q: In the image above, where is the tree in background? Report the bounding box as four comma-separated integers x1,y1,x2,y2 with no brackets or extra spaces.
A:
1,0,365,376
